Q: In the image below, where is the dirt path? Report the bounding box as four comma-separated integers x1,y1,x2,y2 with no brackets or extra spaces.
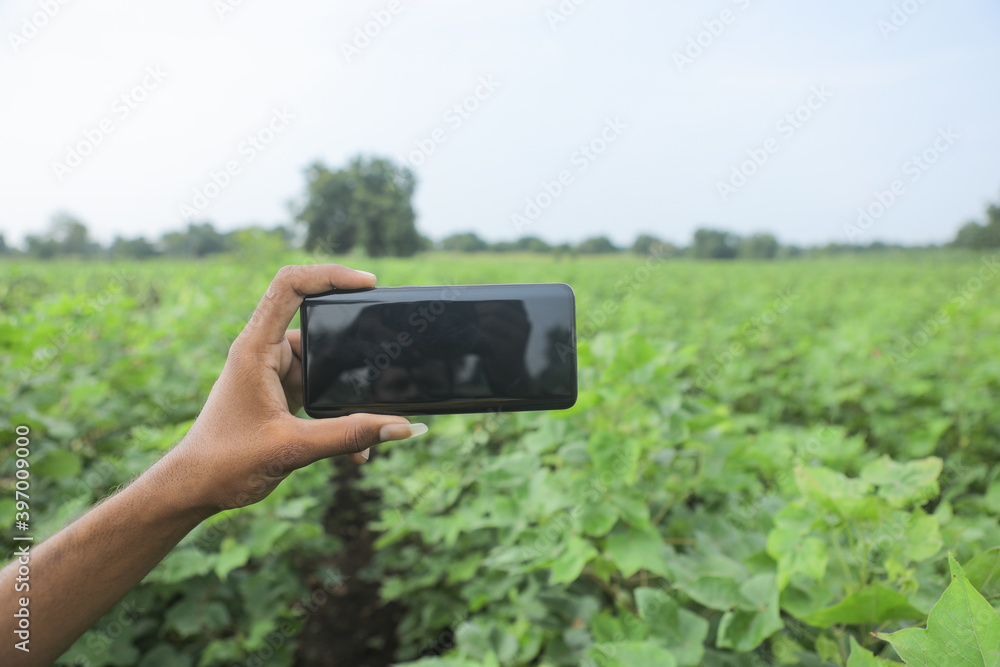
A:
294,458,405,667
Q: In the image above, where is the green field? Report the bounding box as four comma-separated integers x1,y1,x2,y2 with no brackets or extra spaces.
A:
3,252,1000,666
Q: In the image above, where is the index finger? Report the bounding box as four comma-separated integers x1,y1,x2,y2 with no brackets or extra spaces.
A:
244,265,376,346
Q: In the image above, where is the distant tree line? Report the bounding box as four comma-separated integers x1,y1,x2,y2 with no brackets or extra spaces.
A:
0,214,293,260
0,217,984,262
951,200,1000,250
1,155,997,260
437,232,670,256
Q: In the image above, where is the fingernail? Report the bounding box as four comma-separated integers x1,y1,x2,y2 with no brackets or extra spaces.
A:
380,423,429,443
359,448,370,462
355,270,376,281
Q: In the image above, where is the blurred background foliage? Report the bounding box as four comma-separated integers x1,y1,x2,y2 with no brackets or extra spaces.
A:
2,240,1000,664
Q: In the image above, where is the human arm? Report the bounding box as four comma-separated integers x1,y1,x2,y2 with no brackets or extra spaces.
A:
0,264,427,665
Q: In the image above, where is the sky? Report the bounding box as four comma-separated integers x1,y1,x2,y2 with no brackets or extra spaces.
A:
1,0,999,249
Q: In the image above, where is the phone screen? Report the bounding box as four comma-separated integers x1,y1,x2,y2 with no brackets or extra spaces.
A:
300,284,577,417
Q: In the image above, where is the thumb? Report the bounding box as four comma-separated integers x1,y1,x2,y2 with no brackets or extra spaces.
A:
291,413,429,464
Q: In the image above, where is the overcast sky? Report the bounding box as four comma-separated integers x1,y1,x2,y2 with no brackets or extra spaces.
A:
1,0,999,249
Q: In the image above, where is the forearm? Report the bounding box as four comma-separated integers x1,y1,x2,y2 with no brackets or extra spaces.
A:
0,452,209,665
0,265,417,665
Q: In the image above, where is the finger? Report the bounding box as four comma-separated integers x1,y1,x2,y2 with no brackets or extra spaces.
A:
291,414,429,464
281,330,303,397
280,361,304,414
286,329,301,358
349,449,369,465
245,265,376,347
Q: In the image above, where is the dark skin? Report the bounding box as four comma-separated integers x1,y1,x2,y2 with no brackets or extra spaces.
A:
0,264,428,666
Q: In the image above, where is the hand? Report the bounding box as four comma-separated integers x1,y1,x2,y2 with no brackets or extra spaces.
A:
162,264,428,516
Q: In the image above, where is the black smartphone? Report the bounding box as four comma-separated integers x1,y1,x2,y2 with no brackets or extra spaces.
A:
300,283,577,417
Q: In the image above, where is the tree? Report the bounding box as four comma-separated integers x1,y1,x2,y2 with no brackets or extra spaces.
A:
738,233,779,259
110,235,158,259
952,194,1000,249
954,221,985,248
577,236,618,254
632,233,675,256
297,156,420,257
25,213,99,258
161,223,229,257
777,245,802,259
441,232,488,253
0,234,8,255
514,236,551,253
227,226,291,258
632,234,660,255
691,228,739,259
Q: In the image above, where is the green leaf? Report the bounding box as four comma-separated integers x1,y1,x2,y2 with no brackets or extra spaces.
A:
215,537,251,580
803,584,925,627
610,491,651,529
274,496,318,520
197,639,243,666
587,641,678,667
877,553,1000,667
767,531,828,591
549,537,597,584
716,574,783,652
967,548,1000,604
847,636,900,666
635,587,708,666
455,621,492,661
165,599,231,637
149,548,214,584
246,519,291,557
604,527,669,578
815,633,841,663
590,609,647,644
902,511,942,563
984,481,1000,514
860,455,943,508
34,448,82,479
675,575,744,611
591,611,633,644
581,502,619,537
796,465,878,519
446,553,481,584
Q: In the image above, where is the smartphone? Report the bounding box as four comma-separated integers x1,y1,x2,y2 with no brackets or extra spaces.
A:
300,283,577,417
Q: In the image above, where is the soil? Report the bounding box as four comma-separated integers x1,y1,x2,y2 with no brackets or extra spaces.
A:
294,457,405,667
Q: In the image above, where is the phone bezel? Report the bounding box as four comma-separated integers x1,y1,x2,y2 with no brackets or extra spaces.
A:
299,283,577,418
